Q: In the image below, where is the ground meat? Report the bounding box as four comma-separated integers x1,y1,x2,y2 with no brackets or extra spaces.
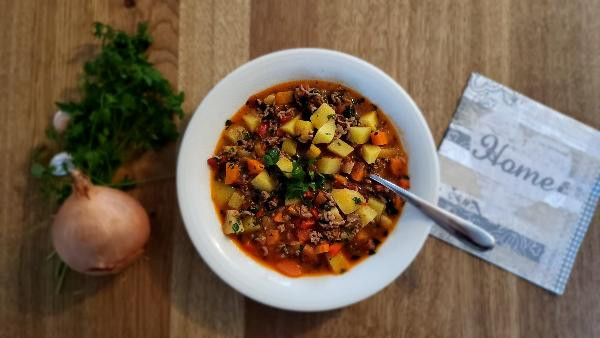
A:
294,85,326,114
323,228,342,242
309,230,323,244
299,205,313,219
345,213,361,228
277,107,297,122
334,113,357,138
263,136,281,147
260,191,270,202
341,158,355,174
330,90,353,105
319,208,345,228
260,246,269,256
371,158,388,172
277,224,286,232
267,197,279,210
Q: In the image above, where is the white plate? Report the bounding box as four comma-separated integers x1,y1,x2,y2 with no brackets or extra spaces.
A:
177,49,439,311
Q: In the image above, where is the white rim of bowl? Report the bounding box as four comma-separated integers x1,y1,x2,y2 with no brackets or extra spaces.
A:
176,48,440,311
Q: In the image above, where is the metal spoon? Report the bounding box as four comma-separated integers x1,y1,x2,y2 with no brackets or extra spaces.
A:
369,174,495,251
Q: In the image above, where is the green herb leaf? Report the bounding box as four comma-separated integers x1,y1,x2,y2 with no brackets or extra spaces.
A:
353,197,362,204
263,148,280,166
232,222,240,233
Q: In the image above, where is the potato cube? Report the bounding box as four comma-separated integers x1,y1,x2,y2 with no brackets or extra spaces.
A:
312,120,336,144
280,115,300,135
356,205,378,226
227,191,244,209
328,252,350,274
282,138,297,156
332,188,364,214
212,181,235,207
379,147,399,158
264,94,275,105
275,91,294,105
295,120,313,140
348,126,372,144
379,214,393,229
251,171,276,192
310,103,336,128
361,144,381,164
327,139,354,157
316,157,341,174
225,124,247,143
306,144,321,159
242,216,261,232
223,210,243,234
359,111,378,130
241,113,260,132
367,197,386,215
276,156,293,177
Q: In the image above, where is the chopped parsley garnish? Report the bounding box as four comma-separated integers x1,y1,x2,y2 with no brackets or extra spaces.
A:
263,148,280,166
353,197,363,204
327,114,336,120
284,159,327,199
232,222,240,233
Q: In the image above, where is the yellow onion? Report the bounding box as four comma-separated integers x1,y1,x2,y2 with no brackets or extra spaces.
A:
52,170,150,275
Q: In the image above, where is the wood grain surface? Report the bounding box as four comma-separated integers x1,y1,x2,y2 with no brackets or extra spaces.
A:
1,0,598,337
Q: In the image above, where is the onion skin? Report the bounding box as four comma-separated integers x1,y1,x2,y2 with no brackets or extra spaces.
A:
52,171,150,275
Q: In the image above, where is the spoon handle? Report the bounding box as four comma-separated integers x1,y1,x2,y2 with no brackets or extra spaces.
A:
369,175,495,251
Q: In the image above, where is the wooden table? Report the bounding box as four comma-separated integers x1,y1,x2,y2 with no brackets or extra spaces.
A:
2,1,599,337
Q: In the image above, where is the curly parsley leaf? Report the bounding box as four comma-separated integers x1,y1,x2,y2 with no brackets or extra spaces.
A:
263,148,280,166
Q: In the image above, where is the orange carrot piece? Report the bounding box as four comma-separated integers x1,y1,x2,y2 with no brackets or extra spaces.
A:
224,163,241,184
275,91,294,105
266,229,281,246
399,178,410,189
302,244,318,263
275,259,303,277
314,191,328,205
350,162,366,182
333,174,348,187
315,242,330,254
273,211,285,223
297,229,311,243
328,243,343,257
390,157,406,176
370,131,389,146
246,158,265,175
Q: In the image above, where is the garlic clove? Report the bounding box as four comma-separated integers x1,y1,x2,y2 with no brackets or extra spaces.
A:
50,152,75,176
53,110,71,133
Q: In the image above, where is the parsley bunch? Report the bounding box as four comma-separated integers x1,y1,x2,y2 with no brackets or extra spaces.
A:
32,22,184,202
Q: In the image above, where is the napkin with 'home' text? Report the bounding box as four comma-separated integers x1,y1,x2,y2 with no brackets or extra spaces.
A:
431,73,600,294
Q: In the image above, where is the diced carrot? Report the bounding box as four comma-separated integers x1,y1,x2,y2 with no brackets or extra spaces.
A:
275,259,303,277
299,219,315,230
333,174,348,187
390,157,406,176
314,191,328,205
275,91,294,105
399,178,410,189
297,229,311,243
266,229,280,245
350,162,366,182
328,243,343,257
224,163,241,184
246,158,265,175
315,242,330,254
370,131,389,145
273,211,285,223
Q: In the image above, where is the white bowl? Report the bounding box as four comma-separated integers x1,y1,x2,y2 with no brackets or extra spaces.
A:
177,49,439,311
